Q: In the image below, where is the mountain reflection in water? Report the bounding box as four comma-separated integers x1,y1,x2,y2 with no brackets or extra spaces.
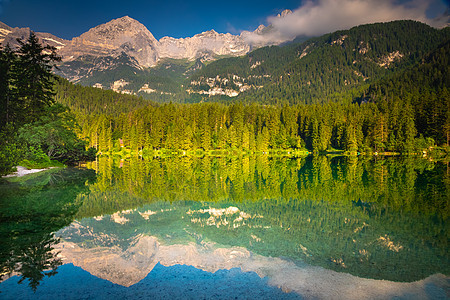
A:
0,156,449,299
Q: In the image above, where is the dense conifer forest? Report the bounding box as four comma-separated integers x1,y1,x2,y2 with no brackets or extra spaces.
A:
1,20,449,173
189,21,449,104
53,40,449,156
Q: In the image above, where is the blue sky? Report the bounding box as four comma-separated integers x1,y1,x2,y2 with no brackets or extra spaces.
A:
0,0,448,40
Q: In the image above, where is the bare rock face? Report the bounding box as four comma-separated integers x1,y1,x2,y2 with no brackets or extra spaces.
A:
0,21,68,50
0,22,13,44
277,9,292,18
158,30,250,60
0,15,286,88
1,16,251,69
60,16,159,68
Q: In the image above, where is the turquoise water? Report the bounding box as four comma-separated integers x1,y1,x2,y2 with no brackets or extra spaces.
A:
0,156,449,298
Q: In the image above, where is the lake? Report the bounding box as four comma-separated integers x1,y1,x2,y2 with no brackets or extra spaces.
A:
0,155,449,299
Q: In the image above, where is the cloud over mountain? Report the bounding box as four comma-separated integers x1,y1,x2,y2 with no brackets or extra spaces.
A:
243,0,447,46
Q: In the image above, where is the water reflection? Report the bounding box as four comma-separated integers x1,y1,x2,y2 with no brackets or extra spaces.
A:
1,155,449,296
0,168,96,290
76,156,449,282
53,202,448,299
82,156,449,220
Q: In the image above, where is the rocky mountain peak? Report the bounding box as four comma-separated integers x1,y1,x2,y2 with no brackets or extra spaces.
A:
70,15,157,51
0,22,68,51
277,9,292,18
116,15,135,23
0,16,258,85
158,29,249,60
0,22,13,44
200,29,218,36
254,24,266,34
80,16,156,42
60,16,159,67
240,9,294,48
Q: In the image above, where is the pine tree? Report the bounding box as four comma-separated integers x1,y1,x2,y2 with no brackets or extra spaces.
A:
344,124,358,153
256,127,270,151
14,32,61,125
242,124,250,151
0,45,17,129
309,118,320,153
401,101,417,153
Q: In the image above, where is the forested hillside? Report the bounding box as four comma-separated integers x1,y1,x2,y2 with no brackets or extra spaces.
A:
63,57,202,103
49,21,449,156
364,40,450,145
55,78,151,116
2,20,448,172
187,20,449,104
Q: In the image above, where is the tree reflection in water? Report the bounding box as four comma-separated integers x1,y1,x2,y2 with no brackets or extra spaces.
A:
1,155,448,290
73,155,449,282
0,168,96,291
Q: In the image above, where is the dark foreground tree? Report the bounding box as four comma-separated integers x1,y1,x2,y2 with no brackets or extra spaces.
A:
0,33,95,175
14,32,61,125
0,44,17,129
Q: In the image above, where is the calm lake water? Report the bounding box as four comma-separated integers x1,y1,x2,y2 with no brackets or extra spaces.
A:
0,156,449,299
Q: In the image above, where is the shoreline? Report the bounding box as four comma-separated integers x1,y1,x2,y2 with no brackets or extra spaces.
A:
2,166,56,178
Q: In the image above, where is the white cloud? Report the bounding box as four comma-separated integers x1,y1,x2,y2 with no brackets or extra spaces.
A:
242,0,447,46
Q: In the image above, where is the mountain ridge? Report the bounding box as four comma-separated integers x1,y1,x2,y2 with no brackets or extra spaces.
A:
0,15,290,87
187,20,450,103
1,18,448,103
0,16,261,67
61,16,159,68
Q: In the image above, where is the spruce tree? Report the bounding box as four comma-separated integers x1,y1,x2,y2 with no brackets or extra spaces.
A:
0,45,17,129
15,32,61,125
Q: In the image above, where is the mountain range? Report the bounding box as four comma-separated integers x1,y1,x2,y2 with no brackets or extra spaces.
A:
193,20,449,104
0,13,293,90
0,16,448,104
